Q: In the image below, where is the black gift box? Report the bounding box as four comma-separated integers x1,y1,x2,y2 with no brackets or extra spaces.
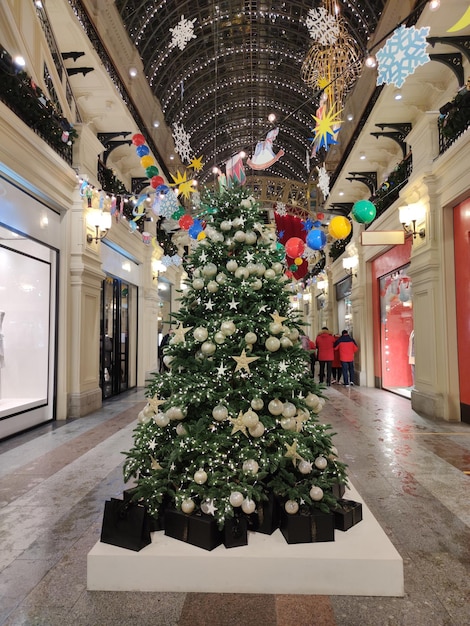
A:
280,507,335,544
331,482,346,499
188,511,223,551
100,498,152,552
333,499,363,531
123,487,165,531
223,515,248,548
245,493,281,535
164,508,189,543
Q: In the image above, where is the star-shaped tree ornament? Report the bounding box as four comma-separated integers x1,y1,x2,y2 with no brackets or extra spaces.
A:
232,349,260,374
294,411,310,433
216,362,228,377
284,440,304,467
148,439,157,451
279,360,288,372
173,323,193,343
150,456,163,470
205,299,215,311
205,499,218,516
148,395,166,413
229,410,249,437
270,311,288,325
229,298,239,310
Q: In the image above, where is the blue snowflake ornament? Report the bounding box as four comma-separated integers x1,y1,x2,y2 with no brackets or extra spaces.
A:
376,25,430,89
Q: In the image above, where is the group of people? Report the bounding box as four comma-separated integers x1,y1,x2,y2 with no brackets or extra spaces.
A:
302,327,358,386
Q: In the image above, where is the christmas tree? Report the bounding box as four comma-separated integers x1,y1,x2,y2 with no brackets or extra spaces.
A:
123,184,348,543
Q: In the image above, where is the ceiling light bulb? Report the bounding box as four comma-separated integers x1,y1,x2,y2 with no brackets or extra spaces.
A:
365,54,377,69
268,113,276,123
360,152,366,160
346,113,354,121
129,67,138,78
394,90,403,101
13,55,26,67
429,0,440,10
153,120,160,128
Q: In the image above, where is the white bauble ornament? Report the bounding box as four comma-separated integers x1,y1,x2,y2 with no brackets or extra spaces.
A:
163,355,173,367
255,263,266,276
242,459,259,474
220,220,232,231
265,336,281,352
298,460,313,475
137,410,146,423
138,411,152,424
155,412,170,427
309,486,324,501
176,423,187,436
229,491,244,507
193,326,209,342
143,403,155,417
249,422,265,437
166,406,185,421
280,336,293,349
232,217,242,227
272,262,283,274
251,398,264,410
330,446,338,458
280,416,295,431
242,409,259,428
245,231,257,244
201,341,216,356
181,499,195,514
200,499,212,514
241,498,256,514
251,279,262,291
202,263,218,277
315,456,328,470
269,322,283,335
246,262,257,275
192,278,205,290
193,268,201,278
207,280,219,293
245,332,257,345
235,267,249,279
220,320,236,336
212,404,228,421
305,393,321,408
264,268,276,279
282,402,296,418
194,468,208,485
226,259,238,273
285,500,299,515
268,398,284,415
287,328,300,342
214,331,226,344
234,230,246,243
216,272,227,284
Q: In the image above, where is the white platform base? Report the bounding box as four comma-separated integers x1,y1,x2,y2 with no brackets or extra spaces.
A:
87,484,404,596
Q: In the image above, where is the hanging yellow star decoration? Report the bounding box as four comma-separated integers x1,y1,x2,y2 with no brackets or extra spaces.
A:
173,323,193,343
312,102,342,151
189,155,204,171
231,349,260,374
284,440,304,467
229,410,249,437
270,311,288,325
147,395,166,413
150,456,163,470
169,169,195,199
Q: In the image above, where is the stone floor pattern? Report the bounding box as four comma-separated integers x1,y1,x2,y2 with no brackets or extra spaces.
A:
0,385,469,626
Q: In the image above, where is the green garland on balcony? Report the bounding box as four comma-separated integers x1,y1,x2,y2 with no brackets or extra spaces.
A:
438,82,470,140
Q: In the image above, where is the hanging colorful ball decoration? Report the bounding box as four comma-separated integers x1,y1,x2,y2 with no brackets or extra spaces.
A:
294,257,303,266
306,228,327,250
285,237,305,258
140,155,154,169
328,216,352,240
146,165,159,178
189,219,203,239
179,214,194,230
131,133,146,146
351,199,376,224
317,212,325,221
135,144,150,158
151,175,165,189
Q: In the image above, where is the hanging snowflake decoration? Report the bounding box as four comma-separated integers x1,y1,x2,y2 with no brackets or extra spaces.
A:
169,15,197,52
317,165,330,198
305,7,340,45
159,190,180,218
172,123,193,163
275,201,287,216
171,254,183,267
376,25,430,89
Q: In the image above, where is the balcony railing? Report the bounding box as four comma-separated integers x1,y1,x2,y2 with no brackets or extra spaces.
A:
438,86,470,154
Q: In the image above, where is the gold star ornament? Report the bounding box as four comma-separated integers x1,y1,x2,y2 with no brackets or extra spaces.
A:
173,323,193,343
270,311,288,325
232,349,260,374
229,411,249,437
284,440,304,467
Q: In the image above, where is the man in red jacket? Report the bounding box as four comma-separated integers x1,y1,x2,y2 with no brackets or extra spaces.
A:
334,330,359,386
315,327,336,386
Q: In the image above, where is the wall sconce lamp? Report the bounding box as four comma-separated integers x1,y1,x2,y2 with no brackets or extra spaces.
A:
316,279,328,294
86,209,112,243
342,255,358,276
399,203,426,240
152,258,167,279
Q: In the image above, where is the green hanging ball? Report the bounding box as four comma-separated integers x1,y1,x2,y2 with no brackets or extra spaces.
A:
145,165,159,178
172,207,185,220
352,200,376,224
290,263,298,272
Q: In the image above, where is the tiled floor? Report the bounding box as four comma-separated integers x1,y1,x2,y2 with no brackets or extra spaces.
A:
0,385,469,625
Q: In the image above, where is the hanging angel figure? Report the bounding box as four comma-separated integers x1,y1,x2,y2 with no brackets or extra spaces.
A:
247,127,285,170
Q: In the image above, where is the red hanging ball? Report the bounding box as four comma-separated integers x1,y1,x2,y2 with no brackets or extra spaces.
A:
132,133,146,146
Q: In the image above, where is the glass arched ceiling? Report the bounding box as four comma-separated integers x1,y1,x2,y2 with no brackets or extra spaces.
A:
116,1,387,184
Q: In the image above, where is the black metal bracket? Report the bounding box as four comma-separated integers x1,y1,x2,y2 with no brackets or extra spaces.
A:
427,36,470,65
131,177,150,194
345,171,377,195
66,67,94,77
61,51,85,62
429,53,464,86
97,133,133,165
370,122,412,159
329,203,353,216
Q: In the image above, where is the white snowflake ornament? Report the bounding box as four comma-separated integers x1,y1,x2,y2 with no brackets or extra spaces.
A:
159,190,179,218
172,123,193,163
376,25,430,89
305,7,340,45
317,165,330,198
169,15,197,52
275,201,287,216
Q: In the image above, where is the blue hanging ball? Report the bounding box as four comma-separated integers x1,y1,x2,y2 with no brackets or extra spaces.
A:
189,222,203,239
155,184,170,195
135,145,150,158
306,228,327,250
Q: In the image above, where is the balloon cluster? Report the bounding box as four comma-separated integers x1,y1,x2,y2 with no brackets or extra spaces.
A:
131,134,167,193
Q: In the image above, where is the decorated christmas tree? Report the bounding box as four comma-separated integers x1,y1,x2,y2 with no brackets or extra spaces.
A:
123,184,349,546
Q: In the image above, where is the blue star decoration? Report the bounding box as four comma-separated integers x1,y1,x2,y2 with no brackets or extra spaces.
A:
302,219,314,232
376,25,430,89
278,230,285,240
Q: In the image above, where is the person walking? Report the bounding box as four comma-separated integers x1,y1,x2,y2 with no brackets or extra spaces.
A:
334,330,358,386
331,334,342,384
315,327,336,386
